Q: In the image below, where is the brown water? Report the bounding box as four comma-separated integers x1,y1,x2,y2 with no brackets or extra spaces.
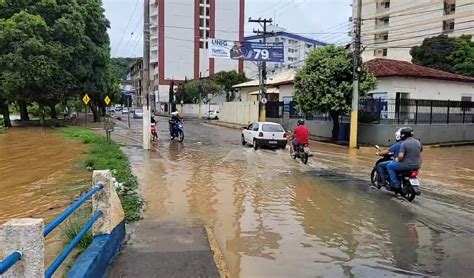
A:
116,118,474,277
0,128,89,267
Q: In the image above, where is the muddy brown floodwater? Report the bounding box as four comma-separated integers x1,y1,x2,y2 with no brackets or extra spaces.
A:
0,128,89,268
116,118,474,278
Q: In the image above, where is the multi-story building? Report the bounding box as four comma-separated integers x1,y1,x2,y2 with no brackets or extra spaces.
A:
129,58,143,106
244,25,326,78
149,0,245,109
356,0,474,62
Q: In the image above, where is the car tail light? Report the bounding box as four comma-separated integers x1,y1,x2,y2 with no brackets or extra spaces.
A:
410,170,419,177
258,132,263,137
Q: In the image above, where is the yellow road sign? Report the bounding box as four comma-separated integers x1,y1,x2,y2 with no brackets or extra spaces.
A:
82,94,90,105
104,95,111,106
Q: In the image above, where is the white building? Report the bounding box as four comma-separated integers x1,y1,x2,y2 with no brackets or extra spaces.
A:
149,0,245,110
356,0,474,62
243,25,326,79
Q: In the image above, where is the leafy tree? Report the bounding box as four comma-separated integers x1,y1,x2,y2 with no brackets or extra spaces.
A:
212,70,247,101
411,34,474,77
176,79,222,104
111,57,135,80
294,45,376,141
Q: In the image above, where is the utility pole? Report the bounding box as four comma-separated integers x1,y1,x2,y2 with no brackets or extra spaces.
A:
249,17,273,122
350,0,362,148
142,0,151,150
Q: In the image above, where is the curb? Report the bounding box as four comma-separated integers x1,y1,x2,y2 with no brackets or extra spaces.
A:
204,225,230,278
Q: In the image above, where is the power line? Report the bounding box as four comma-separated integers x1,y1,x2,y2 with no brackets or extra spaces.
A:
113,0,141,56
121,13,144,57
365,25,474,47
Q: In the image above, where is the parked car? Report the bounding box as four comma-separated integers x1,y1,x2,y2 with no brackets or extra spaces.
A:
114,105,122,112
241,122,287,150
133,109,143,119
205,110,219,120
122,107,129,114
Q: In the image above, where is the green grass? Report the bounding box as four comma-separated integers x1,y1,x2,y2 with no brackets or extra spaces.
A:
60,206,94,250
58,127,142,222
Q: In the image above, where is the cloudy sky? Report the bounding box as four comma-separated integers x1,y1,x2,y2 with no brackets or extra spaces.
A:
103,0,352,58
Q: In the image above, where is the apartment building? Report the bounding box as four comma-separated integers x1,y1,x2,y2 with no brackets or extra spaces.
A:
149,0,245,107
356,0,474,62
129,58,143,106
244,25,326,78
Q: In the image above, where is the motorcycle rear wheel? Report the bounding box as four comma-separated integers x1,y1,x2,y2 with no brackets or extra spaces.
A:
370,168,381,189
301,152,309,164
403,184,416,202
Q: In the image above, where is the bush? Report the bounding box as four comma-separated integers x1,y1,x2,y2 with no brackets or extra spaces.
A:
60,207,93,250
58,127,142,222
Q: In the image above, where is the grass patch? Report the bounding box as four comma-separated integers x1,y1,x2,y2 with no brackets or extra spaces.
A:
60,206,94,250
58,127,142,222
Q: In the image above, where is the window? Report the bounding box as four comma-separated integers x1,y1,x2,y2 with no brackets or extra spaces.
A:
461,96,472,112
262,124,284,132
252,123,259,131
443,19,455,32
384,1,390,8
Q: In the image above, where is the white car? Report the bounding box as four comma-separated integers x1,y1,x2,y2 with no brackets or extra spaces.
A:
241,122,288,150
205,110,219,119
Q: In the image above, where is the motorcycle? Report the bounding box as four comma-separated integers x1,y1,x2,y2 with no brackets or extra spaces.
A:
169,119,184,142
292,143,311,164
150,123,158,141
371,145,421,202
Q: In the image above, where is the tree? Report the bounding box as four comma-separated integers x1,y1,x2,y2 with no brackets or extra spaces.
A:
111,57,135,80
294,45,376,141
212,70,247,101
177,79,222,104
411,34,474,77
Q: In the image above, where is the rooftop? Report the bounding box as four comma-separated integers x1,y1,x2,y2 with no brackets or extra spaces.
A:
367,58,474,83
233,70,296,88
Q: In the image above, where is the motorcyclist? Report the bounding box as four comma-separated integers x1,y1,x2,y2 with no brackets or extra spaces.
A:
387,127,423,189
290,119,309,154
169,111,182,133
375,129,402,187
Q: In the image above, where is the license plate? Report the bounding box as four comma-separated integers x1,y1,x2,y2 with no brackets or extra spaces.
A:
269,141,277,144
303,147,310,153
409,179,420,186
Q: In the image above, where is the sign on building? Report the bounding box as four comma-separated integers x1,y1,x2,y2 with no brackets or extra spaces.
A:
209,39,284,62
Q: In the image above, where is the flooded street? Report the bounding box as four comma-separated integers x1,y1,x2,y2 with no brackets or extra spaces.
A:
0,128,89,265
112,117,474,277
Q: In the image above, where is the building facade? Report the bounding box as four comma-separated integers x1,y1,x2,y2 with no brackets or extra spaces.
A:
356,0,474,62
244,25,326,78
149,0,245,109
129,58,143,106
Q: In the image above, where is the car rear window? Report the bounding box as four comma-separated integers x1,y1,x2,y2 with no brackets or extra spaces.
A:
262,124,284,132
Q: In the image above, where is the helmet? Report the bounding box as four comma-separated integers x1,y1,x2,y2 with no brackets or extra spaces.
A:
400,127,414,140
171,111,179,116
297,119,305,126
395,128,402,142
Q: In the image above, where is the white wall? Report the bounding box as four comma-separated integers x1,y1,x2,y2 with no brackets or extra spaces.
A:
180,104,220,118
370,77,474,100
164,2,195,80
278,84,294,101
214,0,241,73
219,101,259,125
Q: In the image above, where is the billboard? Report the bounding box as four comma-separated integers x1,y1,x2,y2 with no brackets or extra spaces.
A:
209,39,284,63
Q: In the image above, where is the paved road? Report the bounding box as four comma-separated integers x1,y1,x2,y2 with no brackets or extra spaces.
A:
108,117,474,277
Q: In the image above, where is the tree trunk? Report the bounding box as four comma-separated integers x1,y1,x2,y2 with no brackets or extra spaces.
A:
18,100,29,121
0,99,12,127
49,103,57,119
330,111,340,142
91,103,101,122
39,103,46,126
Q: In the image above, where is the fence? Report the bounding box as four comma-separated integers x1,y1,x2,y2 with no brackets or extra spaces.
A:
220,101,259,125
0,170,125,278
359,98,474,125
265,99,474,125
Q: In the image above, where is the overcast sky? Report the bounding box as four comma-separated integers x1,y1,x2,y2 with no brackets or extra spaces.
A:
104,0,352,58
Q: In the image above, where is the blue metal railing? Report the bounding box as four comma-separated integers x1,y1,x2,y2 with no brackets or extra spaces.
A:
0,183,104,276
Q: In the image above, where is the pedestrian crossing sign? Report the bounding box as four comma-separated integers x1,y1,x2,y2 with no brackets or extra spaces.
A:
104,95,111,106
82,94,90,105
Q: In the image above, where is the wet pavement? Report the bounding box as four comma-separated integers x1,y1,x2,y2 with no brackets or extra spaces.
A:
106,117,474,277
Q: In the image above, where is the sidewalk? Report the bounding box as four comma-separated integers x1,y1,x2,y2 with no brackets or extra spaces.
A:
99,119,221,278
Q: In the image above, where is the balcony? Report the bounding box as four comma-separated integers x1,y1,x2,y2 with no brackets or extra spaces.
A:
374,32,388,44
376,0,390,13
375,17,390,29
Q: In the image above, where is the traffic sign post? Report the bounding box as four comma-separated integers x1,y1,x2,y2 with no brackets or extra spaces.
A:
83,94,90,128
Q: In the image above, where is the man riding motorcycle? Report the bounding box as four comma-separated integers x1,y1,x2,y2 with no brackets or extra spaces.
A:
290,119,309,154
387,127,423,189
375,129,402,187
169,111,183,132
